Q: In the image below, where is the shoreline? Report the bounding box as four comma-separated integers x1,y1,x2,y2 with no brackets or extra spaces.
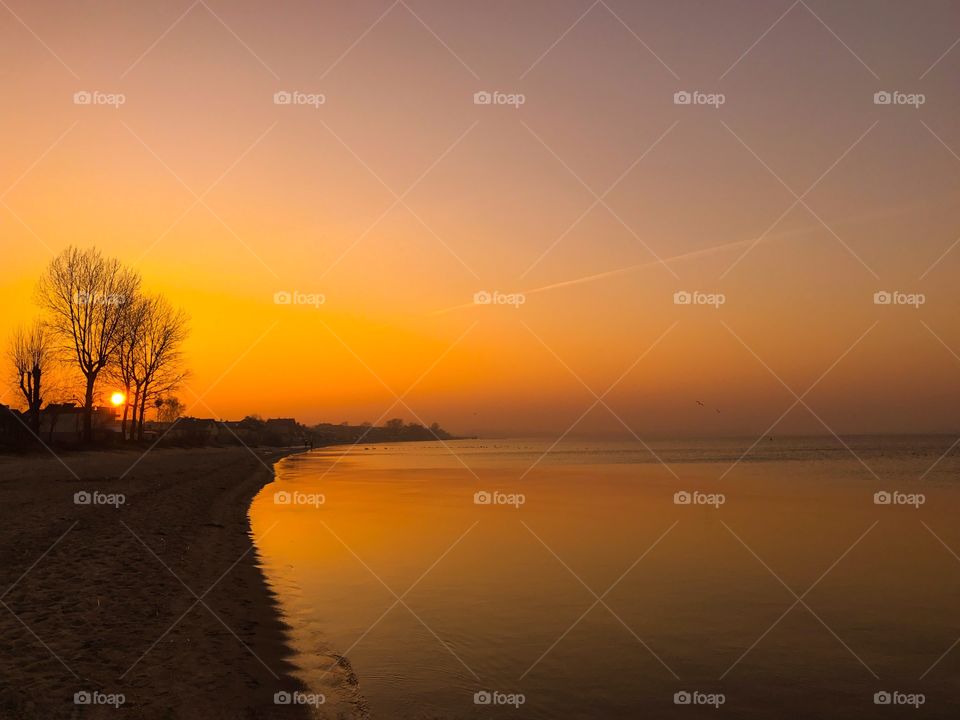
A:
0,446,312,719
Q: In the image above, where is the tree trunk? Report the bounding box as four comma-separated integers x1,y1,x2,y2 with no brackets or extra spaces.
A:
138,392,148,441
30,367,41,435
129,386,140,443
83,375,95,444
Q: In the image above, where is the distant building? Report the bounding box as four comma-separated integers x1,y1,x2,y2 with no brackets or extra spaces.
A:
56,414,311,448
0,404,23,443
154,417,221,444
265,418,299,433
39,404,120,444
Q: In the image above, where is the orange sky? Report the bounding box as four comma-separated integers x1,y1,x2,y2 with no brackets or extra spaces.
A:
2,0,960,436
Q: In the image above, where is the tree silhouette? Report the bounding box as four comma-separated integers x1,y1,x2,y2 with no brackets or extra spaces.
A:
7,321,50,435
37,247,140,443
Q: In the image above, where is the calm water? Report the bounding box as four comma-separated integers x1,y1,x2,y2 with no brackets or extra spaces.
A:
250,437,960,718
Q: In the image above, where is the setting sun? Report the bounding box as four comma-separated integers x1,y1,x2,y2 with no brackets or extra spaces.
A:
110,392,126,407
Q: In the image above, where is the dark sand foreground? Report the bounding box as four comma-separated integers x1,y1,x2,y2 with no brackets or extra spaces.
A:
0,446,313,719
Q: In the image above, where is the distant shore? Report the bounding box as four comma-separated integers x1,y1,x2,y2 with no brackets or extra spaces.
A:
0,446,314,719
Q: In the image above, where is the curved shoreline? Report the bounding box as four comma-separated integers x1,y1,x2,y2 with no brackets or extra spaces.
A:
251,448,374,720
0,446,312,719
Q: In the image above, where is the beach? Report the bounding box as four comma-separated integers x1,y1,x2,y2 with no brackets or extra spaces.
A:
4,437,960,718
0,446,314,720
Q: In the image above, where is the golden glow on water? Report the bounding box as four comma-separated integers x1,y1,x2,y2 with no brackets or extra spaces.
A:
250,440,960,718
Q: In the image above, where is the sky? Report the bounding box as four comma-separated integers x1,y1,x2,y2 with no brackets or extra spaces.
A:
2,0,960,437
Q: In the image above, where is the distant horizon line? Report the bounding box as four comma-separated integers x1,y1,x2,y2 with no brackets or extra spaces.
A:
328,431,959,441
6,403,956,441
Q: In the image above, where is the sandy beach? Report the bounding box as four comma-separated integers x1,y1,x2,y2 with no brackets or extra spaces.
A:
0,446,314,719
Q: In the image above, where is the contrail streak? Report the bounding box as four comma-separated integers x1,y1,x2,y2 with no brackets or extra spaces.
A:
429,224,809,316
427,196,941,317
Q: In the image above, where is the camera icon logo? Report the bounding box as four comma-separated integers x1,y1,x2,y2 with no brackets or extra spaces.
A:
474,691,492,705
674,691,692,704
873,91,892,105
673,491,692,505
673,91,692,105
74,491,92,505
73,91,92,105
474,491,492,505
473,91,492,105
74,691,92,705
873,291,892,305
673,290,692,305
274,91,293,105
274,691,292,704
274,290,293,305
873,491,891,505
274,491,292,505
473,291,492,305
874,691,892,705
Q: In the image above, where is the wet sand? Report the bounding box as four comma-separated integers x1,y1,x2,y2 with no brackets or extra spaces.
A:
0,446,314,719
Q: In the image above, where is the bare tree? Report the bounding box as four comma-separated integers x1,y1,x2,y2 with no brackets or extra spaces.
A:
134,294,189,440
157,396,185,424
37,247,140,443
110,295,149,441
7,321,51,435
